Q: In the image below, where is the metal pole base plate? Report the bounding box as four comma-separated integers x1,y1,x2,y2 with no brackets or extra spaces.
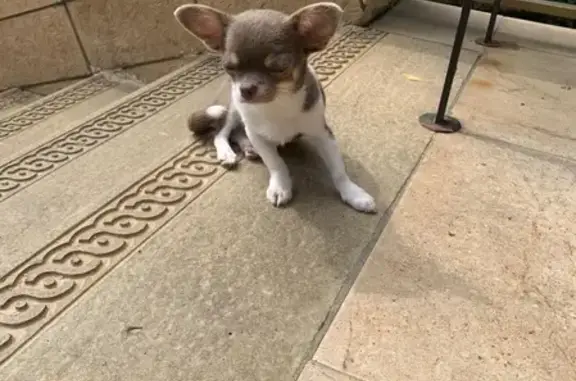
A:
419,113,462,133
475,37,501,47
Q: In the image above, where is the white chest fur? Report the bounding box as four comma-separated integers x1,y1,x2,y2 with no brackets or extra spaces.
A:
232,77,325,145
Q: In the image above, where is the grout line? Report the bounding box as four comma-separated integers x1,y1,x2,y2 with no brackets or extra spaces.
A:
447,52,483,113
21,74,91,92
0,3,56,23
308,360,368,381
295,134,436,380
461,130,576,165
63,2,92,74
119,54,196,70
372,27,483,53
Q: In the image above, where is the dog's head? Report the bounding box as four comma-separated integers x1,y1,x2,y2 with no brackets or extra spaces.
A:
174,2,342,104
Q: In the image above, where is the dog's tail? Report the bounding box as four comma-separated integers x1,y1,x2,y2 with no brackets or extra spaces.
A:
187,105,228,138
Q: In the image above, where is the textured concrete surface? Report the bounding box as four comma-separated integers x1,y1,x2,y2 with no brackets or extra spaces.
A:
312,133,576,381
0,5,89,89
0,26,476,380
0,89,41,119
1,9,575,381
453,47,576,161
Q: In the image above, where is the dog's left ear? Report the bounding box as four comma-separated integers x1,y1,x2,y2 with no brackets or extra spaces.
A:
174,4,231,52
289,2,343,53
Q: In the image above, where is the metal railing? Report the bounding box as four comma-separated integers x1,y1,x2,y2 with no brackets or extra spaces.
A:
419,0,503,132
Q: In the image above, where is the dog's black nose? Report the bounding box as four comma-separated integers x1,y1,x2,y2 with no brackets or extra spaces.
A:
240,85,257,100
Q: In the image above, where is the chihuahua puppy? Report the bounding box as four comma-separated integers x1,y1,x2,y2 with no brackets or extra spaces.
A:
175,2,376,213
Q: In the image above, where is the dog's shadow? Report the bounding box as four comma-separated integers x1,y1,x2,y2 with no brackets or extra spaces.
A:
274,140,381,239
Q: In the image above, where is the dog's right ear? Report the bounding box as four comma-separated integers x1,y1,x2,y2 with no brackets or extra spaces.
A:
174,4,231,52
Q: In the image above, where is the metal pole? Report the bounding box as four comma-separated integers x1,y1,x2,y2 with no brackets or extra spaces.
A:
419,0,472,133
476,0,502,47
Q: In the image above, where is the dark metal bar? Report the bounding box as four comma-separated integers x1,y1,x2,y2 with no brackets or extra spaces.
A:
485,0,501,42
419,0,472,133
476,0,502,47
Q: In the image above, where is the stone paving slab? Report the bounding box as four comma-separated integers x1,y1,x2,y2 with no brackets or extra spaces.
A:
311,133,576,381
372,0,496,52
0,73,140,165
453,46,576,161
0,28,476,380
496,16,576,58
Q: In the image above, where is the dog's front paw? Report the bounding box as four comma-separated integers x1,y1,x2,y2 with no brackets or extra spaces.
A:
266,174,292,207
217,147,239,168
340,181,376,213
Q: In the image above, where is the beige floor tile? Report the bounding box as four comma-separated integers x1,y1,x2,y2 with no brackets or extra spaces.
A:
314,133,576,381
453,47,576,161
496,16,576,58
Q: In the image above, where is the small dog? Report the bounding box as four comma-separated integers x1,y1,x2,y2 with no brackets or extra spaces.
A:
175,2,376,213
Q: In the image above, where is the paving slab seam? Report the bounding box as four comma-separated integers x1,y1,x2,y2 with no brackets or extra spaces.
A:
296,136,435,380
373,28,483,54
0,74,115,141
447,53,482,113
0,57,223,203
0,25,388,368
0,26,384,207
0,3,57,23
462,130,576,166
305,360,368,381
63,0,92,76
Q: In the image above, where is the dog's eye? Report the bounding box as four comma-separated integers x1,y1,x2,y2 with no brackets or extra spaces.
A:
265,54,293,74
267,65,288,73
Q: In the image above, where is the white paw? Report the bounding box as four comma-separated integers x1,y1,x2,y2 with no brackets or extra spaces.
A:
266,174,292,207
339,181,376,213
216,147,239,168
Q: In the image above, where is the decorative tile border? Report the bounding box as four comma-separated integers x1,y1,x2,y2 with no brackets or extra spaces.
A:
0,75,114,141
0,141,225,364
310,26,386,84
0,57,223,203
0,26,386,365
